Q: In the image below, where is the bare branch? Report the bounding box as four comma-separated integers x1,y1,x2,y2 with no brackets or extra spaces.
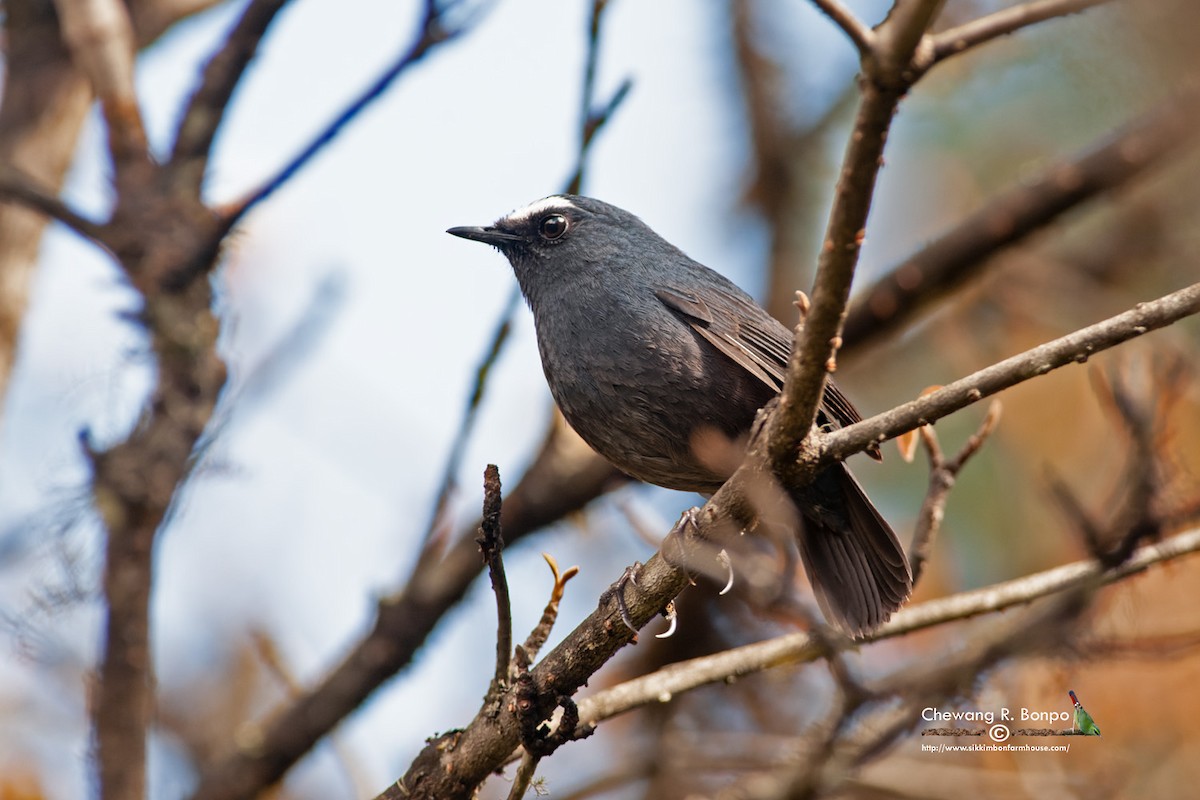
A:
843,88,1200,350
0,169,106,242
0,0,224,415
52,0,149,169
932,0,1114,64
574,525,1200,729
478,465,512,695
768,0,943,477
909,400,1002,584
734,0,860,322
220,1,465,227
564,0,633,194
170,0,293,195
1051,357,1192,568
825,281,1200,464
506,754,540,800
422,290,519,545
808,0,875,54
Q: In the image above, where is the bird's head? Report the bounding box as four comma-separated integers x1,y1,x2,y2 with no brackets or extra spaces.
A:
447,195,671,301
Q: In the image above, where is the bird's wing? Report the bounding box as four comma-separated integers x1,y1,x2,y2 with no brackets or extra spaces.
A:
654,287,785,392
655,285,877,456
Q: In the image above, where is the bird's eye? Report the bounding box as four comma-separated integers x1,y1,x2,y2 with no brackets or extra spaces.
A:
539,214,568,240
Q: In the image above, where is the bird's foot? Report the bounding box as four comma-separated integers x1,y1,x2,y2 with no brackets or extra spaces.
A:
601,562,643,637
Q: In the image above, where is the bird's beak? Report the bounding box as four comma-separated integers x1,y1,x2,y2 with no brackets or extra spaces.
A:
446,225,523,246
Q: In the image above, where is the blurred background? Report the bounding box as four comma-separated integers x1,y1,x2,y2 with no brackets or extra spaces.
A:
1,0,1198,798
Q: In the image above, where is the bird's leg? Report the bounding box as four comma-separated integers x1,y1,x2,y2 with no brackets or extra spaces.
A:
605,507,705,638
661,506,703,575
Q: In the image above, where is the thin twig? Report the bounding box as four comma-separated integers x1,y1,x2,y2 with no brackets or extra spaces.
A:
422,289,518,545
1051,358,1188,569
478,465,512,694
506,753,540,800
808,0,876,54
563,0,632,194
220,1,464,227
872,0,945,86
170,0,293,195
0,170,107,242
909,401,1002,584
931,0,1113,63
825,281,1200,464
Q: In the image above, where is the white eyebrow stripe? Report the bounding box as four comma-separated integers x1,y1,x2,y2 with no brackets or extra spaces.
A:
505,195,576,223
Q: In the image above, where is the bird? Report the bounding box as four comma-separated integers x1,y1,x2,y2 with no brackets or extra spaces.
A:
448,195,911,636
1069,690,1102,736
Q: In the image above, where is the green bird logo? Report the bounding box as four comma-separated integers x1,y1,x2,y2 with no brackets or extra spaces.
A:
1069,690,1102,736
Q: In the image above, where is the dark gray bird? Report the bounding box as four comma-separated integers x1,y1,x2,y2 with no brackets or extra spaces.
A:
448,195,911,635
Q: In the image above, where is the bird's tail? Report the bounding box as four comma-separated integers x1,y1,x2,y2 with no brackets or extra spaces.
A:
791,462,912,637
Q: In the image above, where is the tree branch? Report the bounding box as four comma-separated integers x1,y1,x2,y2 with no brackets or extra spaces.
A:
909,400,1001,584
219,1,466,227
478,465,512,695
0,168,107,242
0,0,225,418
769,0,942,477
931,0,1114,64
421,290,518,545
52,0,150,172
734,0,861,322
564,0,632,194
415,278,1197,793
808,0,875,54
169,0,293,196
871,0,944,86
574,525,1200,729
826,281,1200,463
842,87,1200,350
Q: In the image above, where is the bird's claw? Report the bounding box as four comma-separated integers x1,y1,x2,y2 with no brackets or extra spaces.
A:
655,600,679,639
717,548,735,596
612,561,642,636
